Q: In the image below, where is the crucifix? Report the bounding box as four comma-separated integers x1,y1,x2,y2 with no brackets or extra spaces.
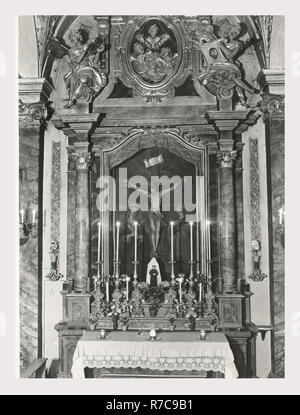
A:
126,177,183,259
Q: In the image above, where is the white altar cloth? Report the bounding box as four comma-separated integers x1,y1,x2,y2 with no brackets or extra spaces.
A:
71,331,238,379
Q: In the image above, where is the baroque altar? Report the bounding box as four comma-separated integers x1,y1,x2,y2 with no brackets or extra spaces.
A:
52,15,262,378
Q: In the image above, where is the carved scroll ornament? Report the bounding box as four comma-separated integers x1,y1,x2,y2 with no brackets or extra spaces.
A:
192,18,259,106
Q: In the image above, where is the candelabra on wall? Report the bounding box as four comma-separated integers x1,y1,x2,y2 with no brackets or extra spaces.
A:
248,240,268,282
19,209,37,246
45,240,63,281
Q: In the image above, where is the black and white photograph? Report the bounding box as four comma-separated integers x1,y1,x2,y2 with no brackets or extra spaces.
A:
17,13,285,381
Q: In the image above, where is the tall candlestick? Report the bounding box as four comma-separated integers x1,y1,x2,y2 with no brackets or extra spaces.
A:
97,221,101,278
126,276,130,301
207,220,211,261
32,209,36,224
134,222,138,262
170,221,174,261
106,280,109,302
20,209,25,224
97,222,101,263
179,279,182,303
189,221,193,262
116,221,120,261
199,282,202,302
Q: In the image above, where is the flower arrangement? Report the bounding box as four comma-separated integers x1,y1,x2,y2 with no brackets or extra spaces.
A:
119,301,133,325
174,299,187,318
89,312,100,325
185,305,198,321
193,273,205,284
160,281,170,291
185,304,199,331
166,302,177,325
137,281,149,294
107,301,122,320
145,286,164,316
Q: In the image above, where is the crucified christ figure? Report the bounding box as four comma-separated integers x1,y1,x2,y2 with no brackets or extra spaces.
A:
126,177,183,258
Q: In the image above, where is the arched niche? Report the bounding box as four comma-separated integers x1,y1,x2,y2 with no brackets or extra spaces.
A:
91,130,210,280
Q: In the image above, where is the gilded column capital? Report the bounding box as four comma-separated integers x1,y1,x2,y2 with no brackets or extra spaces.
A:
70,143,92,170
19,100,54,127
72,152,92,171
19,77,54,127
217,150,238,168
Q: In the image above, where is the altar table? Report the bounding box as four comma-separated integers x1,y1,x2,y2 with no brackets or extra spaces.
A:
71,331,238,379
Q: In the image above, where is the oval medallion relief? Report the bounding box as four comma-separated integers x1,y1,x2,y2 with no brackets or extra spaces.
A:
129,19,179,85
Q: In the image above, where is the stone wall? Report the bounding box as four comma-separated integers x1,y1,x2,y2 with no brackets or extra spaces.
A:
266,117,285,377
19,124,41,366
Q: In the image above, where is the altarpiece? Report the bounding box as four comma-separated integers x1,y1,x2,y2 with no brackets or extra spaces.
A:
41,15,270,377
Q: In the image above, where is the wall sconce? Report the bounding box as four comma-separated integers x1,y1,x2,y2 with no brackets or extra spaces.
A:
19,209,37,246
248,240,268,282
45,240,63,281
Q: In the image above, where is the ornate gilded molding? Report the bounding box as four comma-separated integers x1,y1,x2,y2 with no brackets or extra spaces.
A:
50,142,61,242
19,100,54,127
249,138,260,241
95,135,127,151
248,138,268,282
217,150,237,168
182,132,209,147
45,141,64,281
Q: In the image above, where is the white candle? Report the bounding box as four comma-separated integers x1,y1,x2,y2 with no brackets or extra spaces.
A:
32,209,36,224
116,221,120,261
207,220,211,261
189,221,193,262
170,221,174,262
134,222,138,262
126,276,130,300
20,209,25,224
106,280,109,302
199,282,202,301
179,278,182,302
97,222,101,263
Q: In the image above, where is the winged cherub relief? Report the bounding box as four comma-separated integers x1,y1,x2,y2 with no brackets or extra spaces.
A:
193,18,259,107
130,22,178,84
63,25,107,107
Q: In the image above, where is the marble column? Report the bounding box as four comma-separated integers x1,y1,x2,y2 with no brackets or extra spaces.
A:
66,149,76,282
207,112,249,293
217,150,238,293
258,69,285,377
73,144,91,292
